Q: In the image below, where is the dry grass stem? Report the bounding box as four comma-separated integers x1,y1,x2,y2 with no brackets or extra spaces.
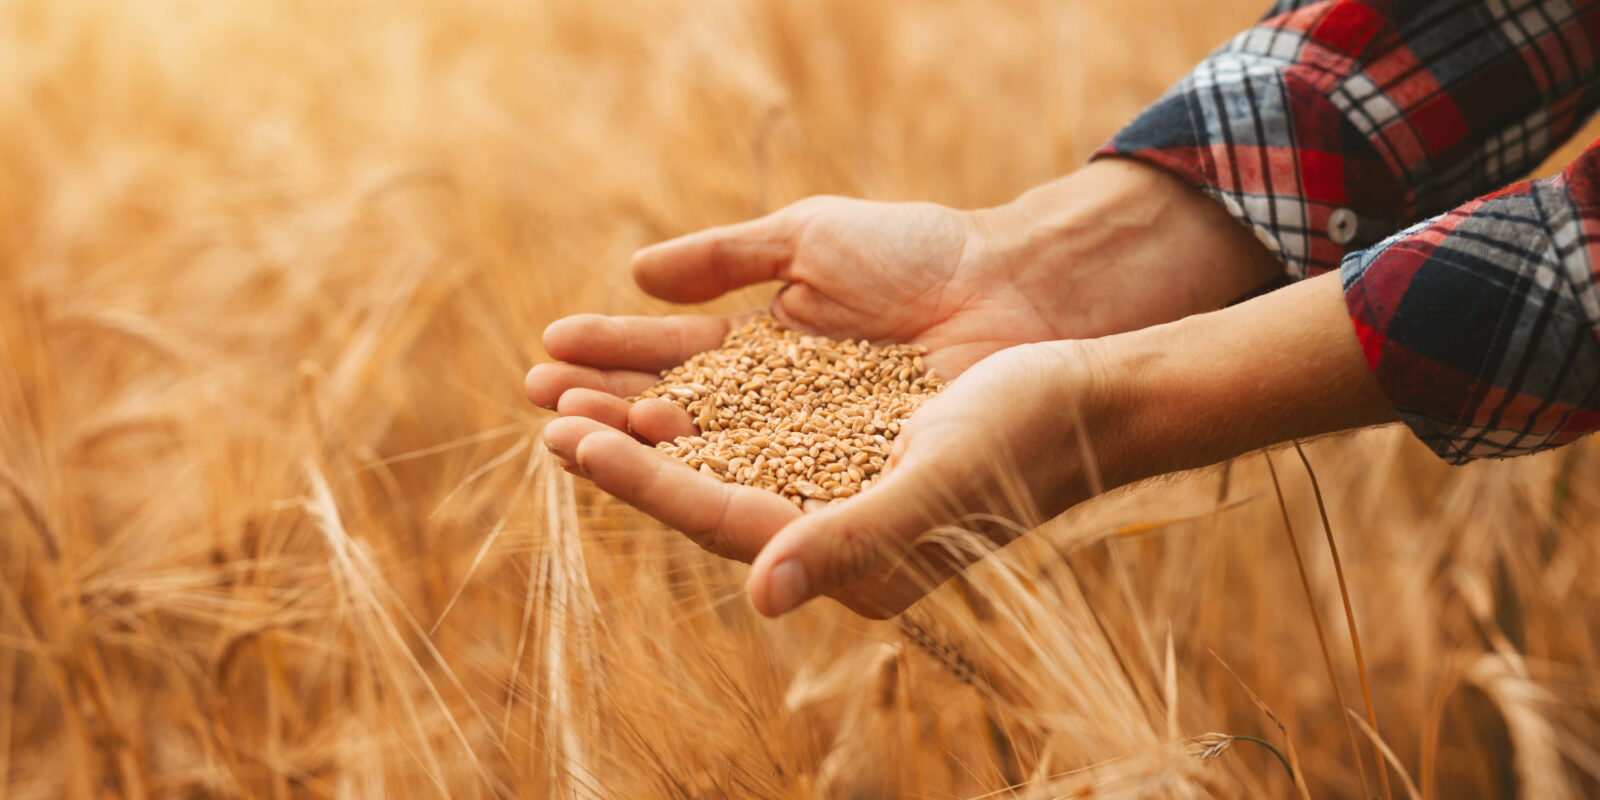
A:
1264,450,1372,798
1294,440,1392,800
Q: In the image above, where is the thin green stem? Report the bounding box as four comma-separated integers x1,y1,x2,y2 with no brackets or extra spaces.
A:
1231,735,1295,781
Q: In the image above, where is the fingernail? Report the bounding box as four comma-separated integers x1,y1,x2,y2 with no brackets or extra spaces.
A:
766,560,809,616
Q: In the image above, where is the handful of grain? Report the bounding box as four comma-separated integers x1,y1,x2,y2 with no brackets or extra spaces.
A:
637,314,943,508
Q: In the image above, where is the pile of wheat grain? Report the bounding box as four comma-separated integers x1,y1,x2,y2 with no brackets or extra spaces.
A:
638,314,941,506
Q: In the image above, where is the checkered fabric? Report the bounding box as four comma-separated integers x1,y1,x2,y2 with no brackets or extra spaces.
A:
1097,0,1600,461
1344,152,1600,461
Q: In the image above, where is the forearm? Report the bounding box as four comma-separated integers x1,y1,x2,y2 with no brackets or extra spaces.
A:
974,159,1287,338
1082,271,1395,490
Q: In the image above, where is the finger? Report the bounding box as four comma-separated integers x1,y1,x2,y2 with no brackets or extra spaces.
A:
525,362,661,409
543,415,596,463
631,213,799,302
543,314,745,371
544,448,584,477
628,398,700,444
745,451,979,617
555,388,634,434
572,425,801,561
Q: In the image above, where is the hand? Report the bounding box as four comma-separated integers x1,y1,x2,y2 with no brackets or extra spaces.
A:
525,159,1286,442
542,273,1394,618
525,192,1043,446
544,339,1109,618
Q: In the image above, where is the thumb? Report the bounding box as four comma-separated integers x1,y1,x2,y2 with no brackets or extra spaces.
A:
631,209,804,303
745,443,978,618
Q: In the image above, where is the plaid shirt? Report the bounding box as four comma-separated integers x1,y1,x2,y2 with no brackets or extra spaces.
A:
1097,0,1600,462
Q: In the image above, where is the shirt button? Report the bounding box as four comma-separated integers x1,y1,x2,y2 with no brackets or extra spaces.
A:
1329,207,1358,246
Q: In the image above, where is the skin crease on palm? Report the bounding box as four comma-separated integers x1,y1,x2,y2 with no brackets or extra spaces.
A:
527,158,1392,619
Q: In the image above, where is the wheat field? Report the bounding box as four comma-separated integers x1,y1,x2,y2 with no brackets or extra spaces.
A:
3,0,1599,797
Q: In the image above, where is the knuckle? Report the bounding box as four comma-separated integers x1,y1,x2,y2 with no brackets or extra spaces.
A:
685,490,743,561
788,195,834,213
705,238,737,286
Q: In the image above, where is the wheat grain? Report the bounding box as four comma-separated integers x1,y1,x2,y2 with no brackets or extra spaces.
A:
637,314,942,507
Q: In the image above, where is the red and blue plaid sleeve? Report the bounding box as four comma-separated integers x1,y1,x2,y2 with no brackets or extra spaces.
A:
1343,143,1600,462
1096,0,1600,460
1095,0,1600,278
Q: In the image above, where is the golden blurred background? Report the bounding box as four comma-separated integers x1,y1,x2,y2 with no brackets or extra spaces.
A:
3,0,1599,797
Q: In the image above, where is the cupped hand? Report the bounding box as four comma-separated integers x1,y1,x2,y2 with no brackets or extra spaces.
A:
525,194,1082,442
542,340,1107,618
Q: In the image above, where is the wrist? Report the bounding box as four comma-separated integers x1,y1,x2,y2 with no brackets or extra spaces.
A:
972,159,1287,338
1082,272,1396,491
